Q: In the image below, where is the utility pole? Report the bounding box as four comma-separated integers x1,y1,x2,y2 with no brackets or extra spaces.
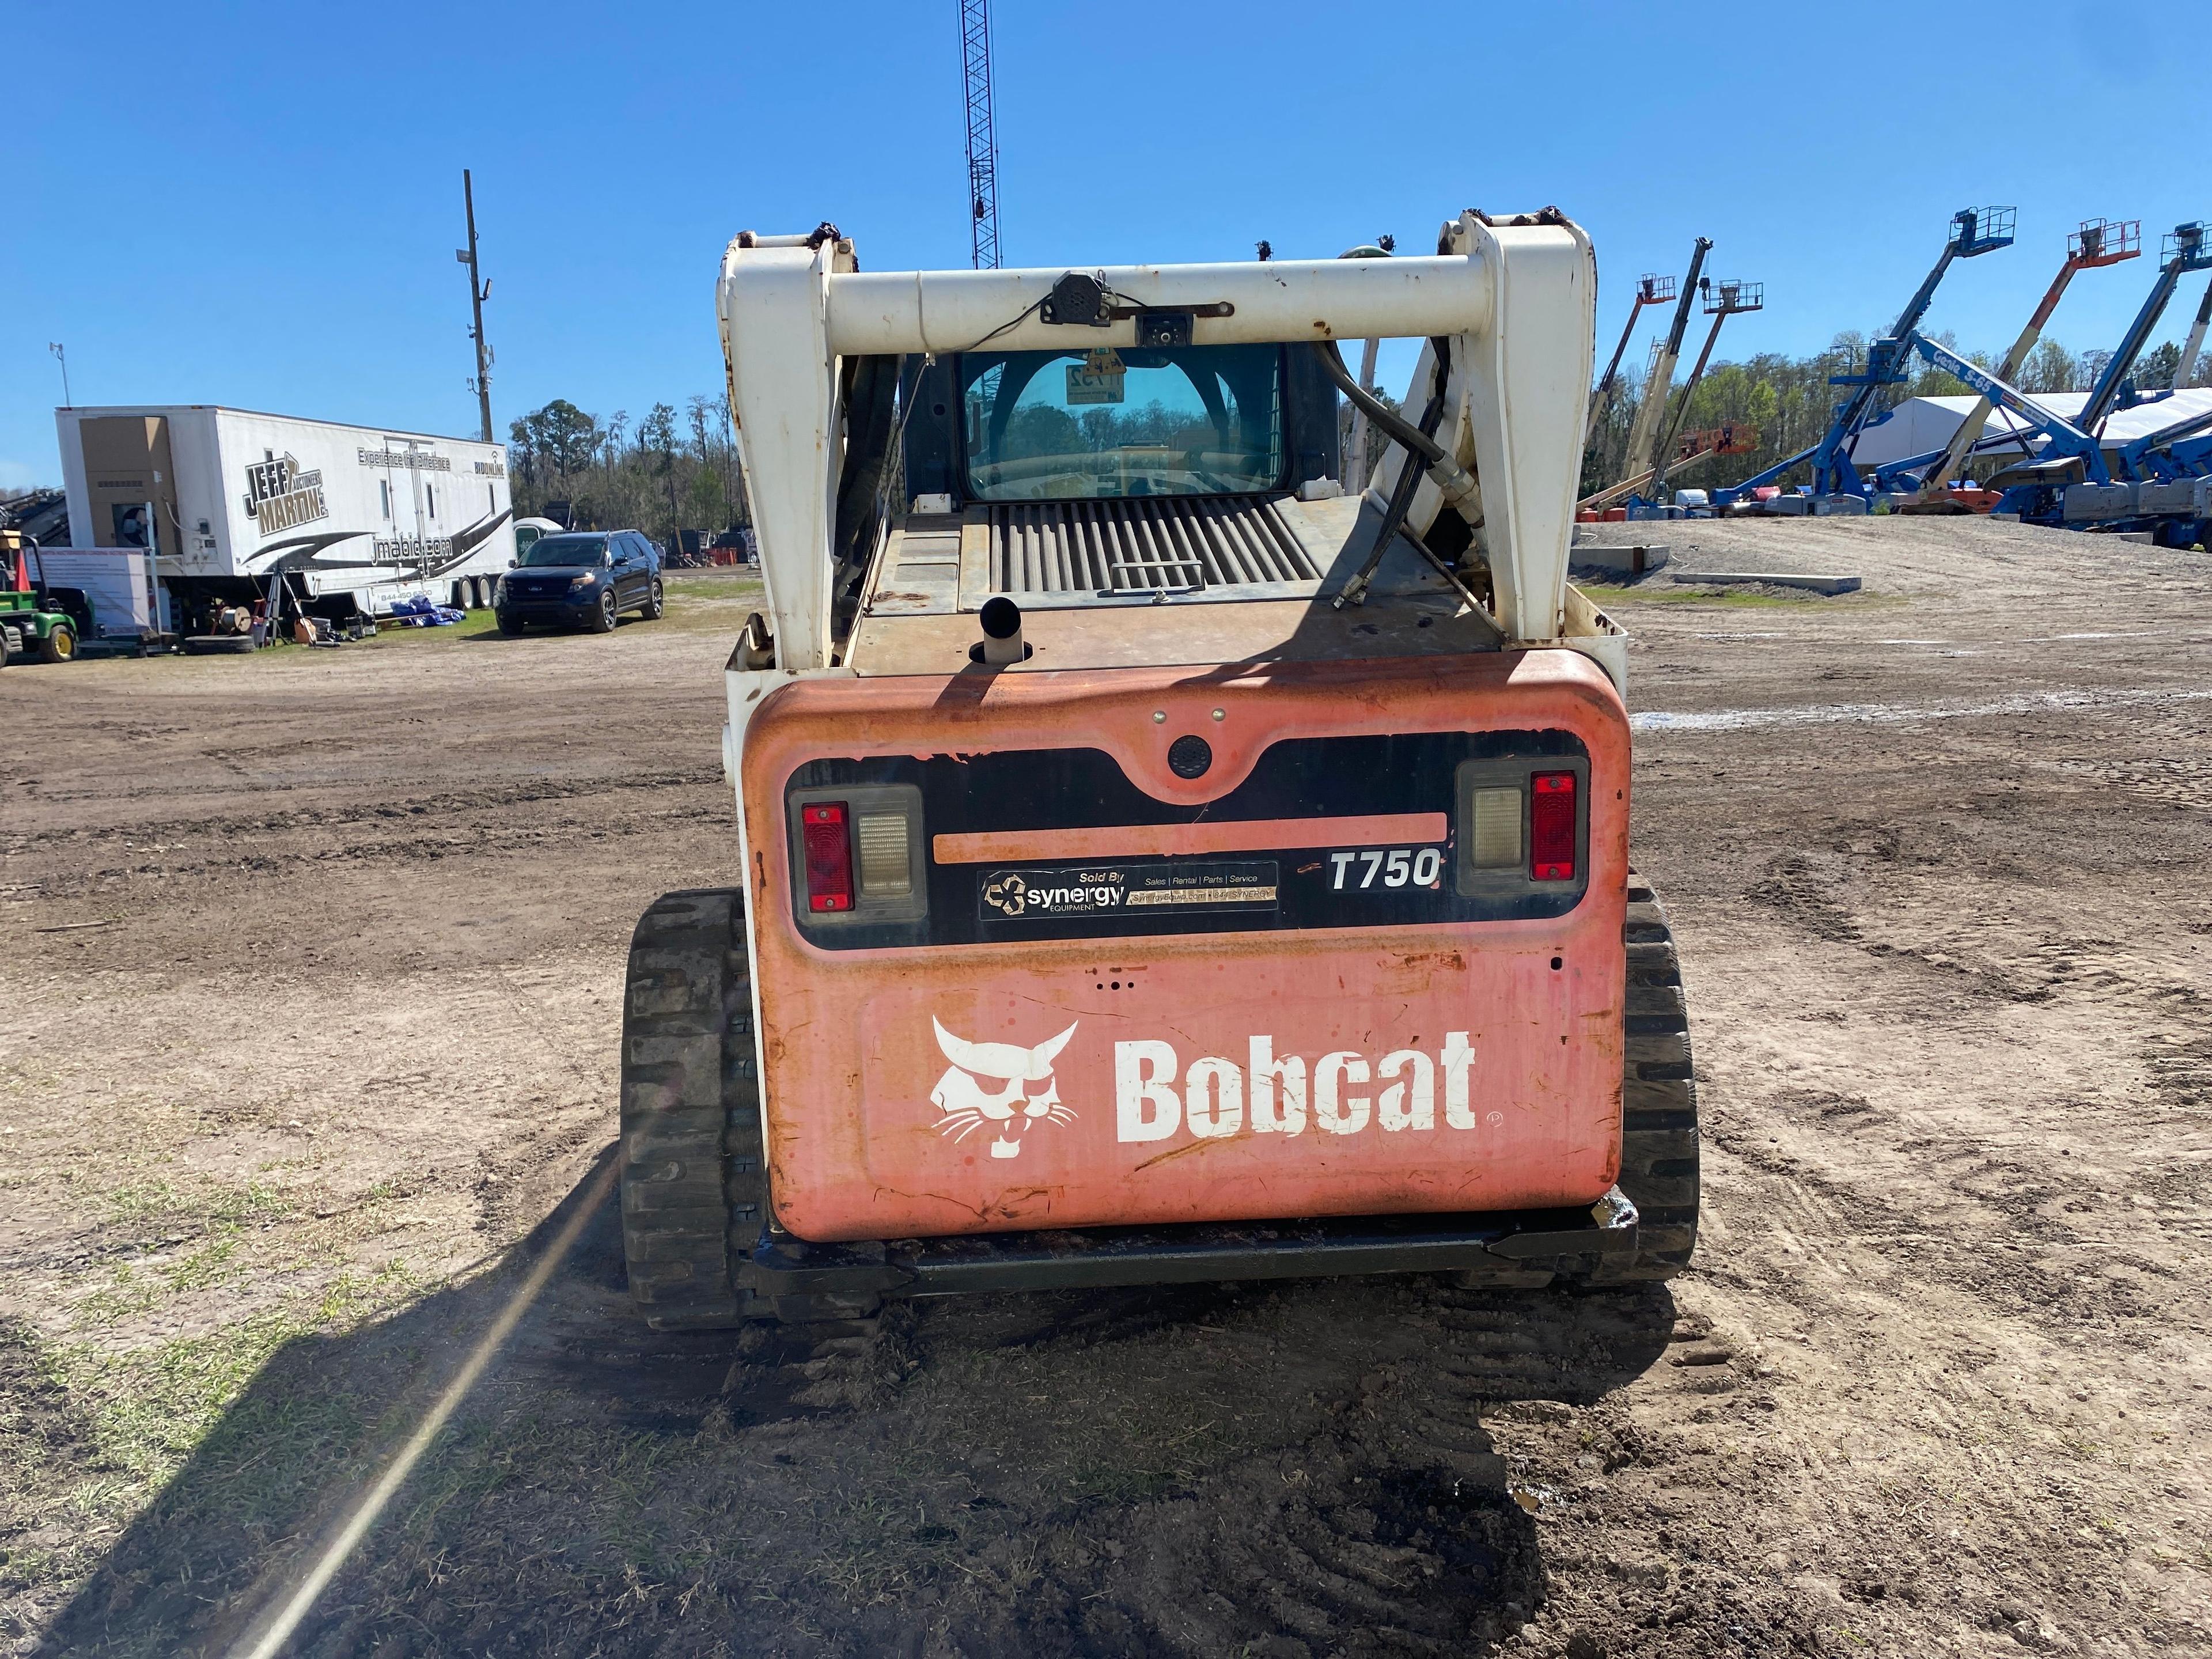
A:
457,170,494,443
48,343,70,407
960,0,1001,269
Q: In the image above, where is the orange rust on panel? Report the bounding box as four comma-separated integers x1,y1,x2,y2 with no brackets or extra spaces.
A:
1133,1137,1222,1173
1391,950,1467,972
743,650,1631,1242
933,812,1448,866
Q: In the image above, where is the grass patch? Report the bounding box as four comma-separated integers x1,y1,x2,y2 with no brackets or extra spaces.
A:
354,606,501,646
1578,583,1830,608
72,1309,329,1477
3,1255,448,1646
0,1306,369,1626
70,1178,293,1330
58,1261,424,1491
74,1237,250,1324
664,569,764,599
658,572,767,636
102,1175,290,1228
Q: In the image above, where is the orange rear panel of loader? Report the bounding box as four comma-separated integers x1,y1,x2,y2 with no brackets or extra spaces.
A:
741,649,1629,1242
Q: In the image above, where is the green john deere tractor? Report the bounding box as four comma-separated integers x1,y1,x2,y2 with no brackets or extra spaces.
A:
0,528,83,668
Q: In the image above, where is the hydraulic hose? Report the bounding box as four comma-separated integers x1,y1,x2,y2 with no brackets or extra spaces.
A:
1315,340,1471,495
1315,340,1480,608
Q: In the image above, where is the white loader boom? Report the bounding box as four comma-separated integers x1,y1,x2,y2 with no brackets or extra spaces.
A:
715,211,1611,682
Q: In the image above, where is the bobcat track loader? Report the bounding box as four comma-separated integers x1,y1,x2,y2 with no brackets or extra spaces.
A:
619,210,1698,1326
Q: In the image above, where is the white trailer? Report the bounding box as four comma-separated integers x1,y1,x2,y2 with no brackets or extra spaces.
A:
53,404,516,624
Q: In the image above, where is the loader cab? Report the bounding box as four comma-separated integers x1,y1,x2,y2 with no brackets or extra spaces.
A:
828,340,1356,642
900,341,1342,510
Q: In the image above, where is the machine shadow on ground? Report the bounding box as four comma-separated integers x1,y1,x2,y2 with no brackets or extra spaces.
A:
39,1150,1677,1657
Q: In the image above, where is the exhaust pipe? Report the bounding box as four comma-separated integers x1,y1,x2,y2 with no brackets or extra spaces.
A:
972,595,1030,665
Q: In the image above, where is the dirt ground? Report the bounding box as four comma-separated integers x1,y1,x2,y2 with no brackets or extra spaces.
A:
2,524,2208,1658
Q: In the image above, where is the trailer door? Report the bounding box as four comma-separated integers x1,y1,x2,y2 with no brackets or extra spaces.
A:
80,416,181,560
369,444,427,580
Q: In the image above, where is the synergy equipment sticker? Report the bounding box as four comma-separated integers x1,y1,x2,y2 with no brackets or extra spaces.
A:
978,861,1278,920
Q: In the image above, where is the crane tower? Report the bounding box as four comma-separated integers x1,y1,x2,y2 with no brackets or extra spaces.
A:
960,0,1001,269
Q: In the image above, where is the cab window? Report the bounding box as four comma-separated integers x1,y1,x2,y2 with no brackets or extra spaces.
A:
960,343,1285,501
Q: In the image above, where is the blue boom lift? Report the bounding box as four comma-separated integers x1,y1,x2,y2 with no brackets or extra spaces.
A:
2122,400,2212,482
1715,206,2013,511
1893,344,2212,546
1858,224,2212,546
1894,218,2140,510
1972,222,2212,521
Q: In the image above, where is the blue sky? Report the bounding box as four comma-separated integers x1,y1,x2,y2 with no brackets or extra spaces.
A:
5,0,2204,489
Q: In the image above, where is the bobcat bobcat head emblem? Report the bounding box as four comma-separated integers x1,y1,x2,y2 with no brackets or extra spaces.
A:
930,1017,1078,1160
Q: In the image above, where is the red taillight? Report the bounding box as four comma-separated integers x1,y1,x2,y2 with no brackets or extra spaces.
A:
1529,772,1577,881
802,802,853,911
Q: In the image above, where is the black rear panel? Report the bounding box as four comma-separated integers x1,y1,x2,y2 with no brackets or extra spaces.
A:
784,731,1589,950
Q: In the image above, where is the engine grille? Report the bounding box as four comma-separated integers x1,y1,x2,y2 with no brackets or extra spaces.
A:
987,495,1320,595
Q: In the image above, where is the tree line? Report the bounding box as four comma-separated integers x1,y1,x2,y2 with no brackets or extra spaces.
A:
1582,332,2209,497
507,396,748,539
505,327,2207,533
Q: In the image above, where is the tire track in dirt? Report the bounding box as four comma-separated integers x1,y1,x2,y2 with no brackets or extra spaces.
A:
10,535,2212,1654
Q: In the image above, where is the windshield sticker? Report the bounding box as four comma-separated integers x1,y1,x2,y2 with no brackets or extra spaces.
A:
1065,349,1126,406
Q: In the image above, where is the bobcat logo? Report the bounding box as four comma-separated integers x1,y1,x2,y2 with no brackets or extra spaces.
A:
930,1017,1078,1160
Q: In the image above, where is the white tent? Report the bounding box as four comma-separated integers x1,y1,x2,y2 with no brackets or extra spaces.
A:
1846,389,2212,470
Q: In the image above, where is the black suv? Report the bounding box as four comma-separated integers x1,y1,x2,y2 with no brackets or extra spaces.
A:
495,530,665,634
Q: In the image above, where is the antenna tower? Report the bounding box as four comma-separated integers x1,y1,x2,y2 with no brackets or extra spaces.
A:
960,0,1001,268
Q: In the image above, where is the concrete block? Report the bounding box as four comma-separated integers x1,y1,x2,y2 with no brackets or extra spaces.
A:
1575,543,1672,575
1673,570,1862,596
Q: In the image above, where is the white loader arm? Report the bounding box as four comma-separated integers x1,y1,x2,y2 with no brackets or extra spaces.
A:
716,211,1596,669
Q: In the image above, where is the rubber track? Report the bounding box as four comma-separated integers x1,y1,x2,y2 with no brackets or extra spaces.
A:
619,888,764,1329
1589,872,1701,1281
613,881,1696,1319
